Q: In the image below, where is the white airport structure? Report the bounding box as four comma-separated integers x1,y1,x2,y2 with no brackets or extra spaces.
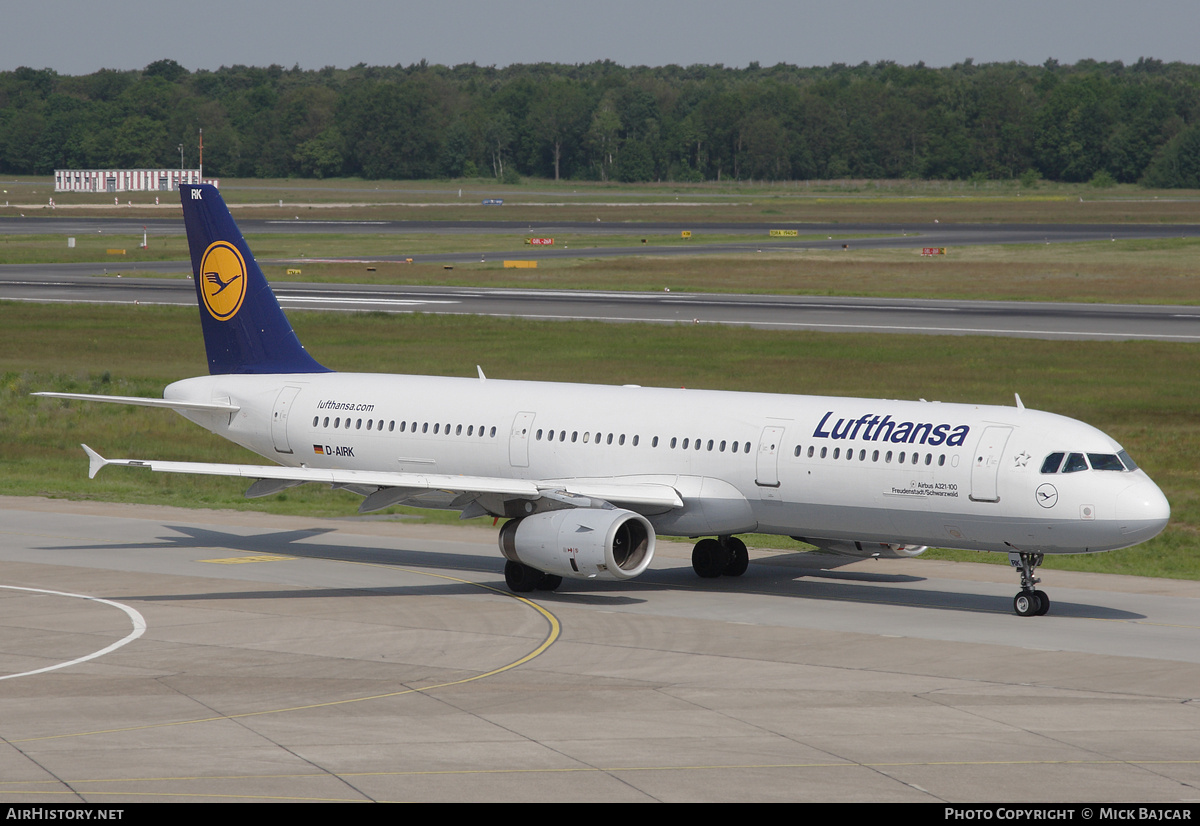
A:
54,168,218,193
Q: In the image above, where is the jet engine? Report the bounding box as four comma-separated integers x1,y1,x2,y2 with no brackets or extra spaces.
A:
793,538,928,559
499,508,655,581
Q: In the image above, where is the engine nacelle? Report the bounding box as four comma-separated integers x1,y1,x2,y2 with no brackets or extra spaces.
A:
499,508,655,581
794,538,928,559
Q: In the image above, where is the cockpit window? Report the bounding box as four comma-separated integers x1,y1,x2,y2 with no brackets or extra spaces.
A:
1040,452,1065,474
1062,453,1089,473
1088,453,1125,471
1043,450,1135,474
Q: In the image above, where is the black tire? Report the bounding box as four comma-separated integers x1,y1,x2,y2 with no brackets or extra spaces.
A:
1033,589,1050,616
505,560,542,593
1014,591,1041,617
692,538,729,578
536,574,563,591
723,538,749,577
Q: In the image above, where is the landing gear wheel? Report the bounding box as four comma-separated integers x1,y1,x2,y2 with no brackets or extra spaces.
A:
722,538,749,577
536,574,563,592
504,560,544,593
1009,551,1048,617
692,538,730,578
1013,591,1042,617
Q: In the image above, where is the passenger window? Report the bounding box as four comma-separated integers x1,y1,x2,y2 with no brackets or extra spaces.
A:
807,446,814,458
794,445,801,457
1041,453,1065,474
1062,453,1088,473
820,447,827,459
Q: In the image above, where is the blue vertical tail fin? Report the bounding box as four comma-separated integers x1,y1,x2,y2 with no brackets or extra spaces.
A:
180,183,329,375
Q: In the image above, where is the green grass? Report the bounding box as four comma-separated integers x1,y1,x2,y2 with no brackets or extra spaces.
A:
3,303,1197,580
0,231,873,265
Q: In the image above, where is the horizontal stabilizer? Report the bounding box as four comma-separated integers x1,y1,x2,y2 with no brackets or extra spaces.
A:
36,392,239,413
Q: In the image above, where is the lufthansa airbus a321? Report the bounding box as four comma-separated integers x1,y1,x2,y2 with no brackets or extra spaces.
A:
37,184,1171,616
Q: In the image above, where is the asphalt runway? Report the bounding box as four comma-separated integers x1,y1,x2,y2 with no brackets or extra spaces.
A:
2,274,1198,341
5,215,1200,244
4,218,1199,341
1,497,1198,803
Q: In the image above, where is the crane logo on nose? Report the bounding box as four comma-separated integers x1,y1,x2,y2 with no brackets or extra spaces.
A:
1036,483,1059,509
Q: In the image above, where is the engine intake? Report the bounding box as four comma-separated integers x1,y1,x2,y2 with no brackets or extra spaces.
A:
499,508,655,581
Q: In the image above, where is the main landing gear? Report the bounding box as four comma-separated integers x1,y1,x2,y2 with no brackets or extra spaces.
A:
1009,551,1050,617
692,536,749,579
504,560,562,593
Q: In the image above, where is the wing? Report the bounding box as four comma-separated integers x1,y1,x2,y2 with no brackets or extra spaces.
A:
80,445,684,517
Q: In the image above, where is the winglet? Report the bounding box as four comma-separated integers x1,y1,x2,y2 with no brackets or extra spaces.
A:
82,444,108,479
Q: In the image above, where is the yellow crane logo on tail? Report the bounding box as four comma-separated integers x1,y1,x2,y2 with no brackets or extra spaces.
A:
199,241,247,321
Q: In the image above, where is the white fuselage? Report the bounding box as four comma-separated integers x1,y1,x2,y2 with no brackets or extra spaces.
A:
166,371,1170,556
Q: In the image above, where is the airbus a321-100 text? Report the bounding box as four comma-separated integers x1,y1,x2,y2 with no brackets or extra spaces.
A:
38,184,1171,617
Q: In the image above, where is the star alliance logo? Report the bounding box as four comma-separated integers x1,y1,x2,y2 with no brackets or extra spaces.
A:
199,241,247,321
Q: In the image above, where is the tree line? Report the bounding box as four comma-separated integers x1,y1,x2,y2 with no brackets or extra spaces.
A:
1,57,1198,187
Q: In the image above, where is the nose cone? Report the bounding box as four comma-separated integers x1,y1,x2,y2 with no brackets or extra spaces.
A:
1116,477,1171,543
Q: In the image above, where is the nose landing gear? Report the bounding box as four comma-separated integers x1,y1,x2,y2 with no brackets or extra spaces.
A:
1009,551,1049,616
